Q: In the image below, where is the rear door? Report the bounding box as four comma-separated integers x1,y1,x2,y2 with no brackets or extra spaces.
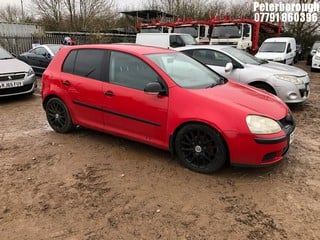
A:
60,49,106,130
102,50,169,147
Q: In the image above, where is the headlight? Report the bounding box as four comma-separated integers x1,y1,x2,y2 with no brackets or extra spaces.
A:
274,57,283,61
246,115,281,134
27,68,35,76
315,55,320,60
274,74,304,84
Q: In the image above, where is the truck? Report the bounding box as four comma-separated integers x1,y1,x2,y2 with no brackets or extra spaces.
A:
137,20,174,33
208,16,282,54
171,18,211,44
137,16,281,54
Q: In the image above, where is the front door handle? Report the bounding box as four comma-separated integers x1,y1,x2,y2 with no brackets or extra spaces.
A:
104,90,114,97
62,80,70,86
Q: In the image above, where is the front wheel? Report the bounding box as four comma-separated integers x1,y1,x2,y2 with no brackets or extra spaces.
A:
45,97,74,133
175,123,227,174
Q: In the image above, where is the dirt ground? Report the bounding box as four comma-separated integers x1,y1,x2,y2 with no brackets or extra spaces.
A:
0,61,319,240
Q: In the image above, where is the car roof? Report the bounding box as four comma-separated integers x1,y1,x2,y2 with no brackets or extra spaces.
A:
175,45,229,51
64,43,175,55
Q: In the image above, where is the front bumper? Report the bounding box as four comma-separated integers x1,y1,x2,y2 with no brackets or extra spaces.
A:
0,74,37,97
312,58,320,69
275,76,310,104
226,113,295,166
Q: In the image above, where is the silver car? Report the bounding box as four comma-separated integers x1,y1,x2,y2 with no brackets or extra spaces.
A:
0,46,36,97
177,45,310,104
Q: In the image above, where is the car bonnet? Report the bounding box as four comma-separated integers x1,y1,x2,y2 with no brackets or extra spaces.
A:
0,58,31,74
256,61,308,77
191,80,288,120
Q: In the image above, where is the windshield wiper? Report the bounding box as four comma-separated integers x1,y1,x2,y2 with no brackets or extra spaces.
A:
0,57,14,60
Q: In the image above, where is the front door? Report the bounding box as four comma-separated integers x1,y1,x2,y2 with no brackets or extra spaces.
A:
102,51,169,148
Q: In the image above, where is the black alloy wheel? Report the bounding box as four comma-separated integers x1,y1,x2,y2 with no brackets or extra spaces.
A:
175,123,227,173
45,97,74,133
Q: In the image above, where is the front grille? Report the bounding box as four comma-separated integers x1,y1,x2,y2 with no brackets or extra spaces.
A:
0,73,26,81
0,83,33,95
299,83,310,98
279,113,295,135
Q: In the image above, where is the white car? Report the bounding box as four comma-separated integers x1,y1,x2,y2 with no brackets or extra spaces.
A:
311,47,320,72
0,46,36,97
177,45,310,104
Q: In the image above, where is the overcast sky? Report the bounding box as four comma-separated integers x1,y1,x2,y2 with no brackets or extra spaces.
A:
0,0,142,10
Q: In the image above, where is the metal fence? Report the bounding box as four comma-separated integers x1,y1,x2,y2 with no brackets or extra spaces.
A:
0,32,136,55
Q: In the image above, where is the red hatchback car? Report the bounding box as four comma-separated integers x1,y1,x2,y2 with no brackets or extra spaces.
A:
42,44,295,173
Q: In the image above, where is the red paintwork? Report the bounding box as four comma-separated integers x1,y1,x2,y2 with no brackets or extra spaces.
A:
42,44,291,166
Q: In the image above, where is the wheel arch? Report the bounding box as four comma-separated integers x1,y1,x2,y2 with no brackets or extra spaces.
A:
42,94,76,125
248,81,277,95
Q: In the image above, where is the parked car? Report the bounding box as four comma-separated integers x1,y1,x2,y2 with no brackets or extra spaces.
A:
307,40,320,65
176,45,310,104
0,46,36,97
42,44,295,174
255,37,296,65
136,33,197,49
18,44,63,75
311,47,320,71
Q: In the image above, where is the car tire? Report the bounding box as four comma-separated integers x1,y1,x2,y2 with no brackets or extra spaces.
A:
175,123,227,174
45,97,74,133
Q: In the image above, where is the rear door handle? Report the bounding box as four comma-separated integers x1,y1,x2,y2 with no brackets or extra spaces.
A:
104,90,114,97
62,80,71,86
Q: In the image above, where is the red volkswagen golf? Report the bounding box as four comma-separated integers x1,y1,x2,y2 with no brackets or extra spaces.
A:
42,44,295,173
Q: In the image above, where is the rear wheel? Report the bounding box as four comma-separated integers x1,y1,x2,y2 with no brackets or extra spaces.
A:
45,97,74,133
175,123,227,174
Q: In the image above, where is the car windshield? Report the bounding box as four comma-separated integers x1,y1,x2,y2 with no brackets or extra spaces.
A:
312,42,320,50
146,52,224,89
211,24,242,38
259,42,286,53
0,47,14,60
222,47,266,65
47,45,63,55
173,26,198,38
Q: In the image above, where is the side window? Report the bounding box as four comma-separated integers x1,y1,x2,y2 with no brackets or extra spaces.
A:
170,35,185,48
211,51,233,67
287,43,291,53
187,49,217,65
32,47,47,56
62,49,105,81
109,51,159,90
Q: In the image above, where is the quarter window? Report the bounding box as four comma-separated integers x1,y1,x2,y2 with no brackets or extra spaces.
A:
109,51,159,90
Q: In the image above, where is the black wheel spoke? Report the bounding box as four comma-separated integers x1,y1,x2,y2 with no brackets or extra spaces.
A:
46,98,73,133
175,124,227,173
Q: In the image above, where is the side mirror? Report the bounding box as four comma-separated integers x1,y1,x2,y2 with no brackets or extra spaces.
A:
287,48,291,53
225,62,233,73
311,49,317,54
144,82,167,95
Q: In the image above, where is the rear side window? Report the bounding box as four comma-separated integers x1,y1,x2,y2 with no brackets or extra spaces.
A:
62,49,105,81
